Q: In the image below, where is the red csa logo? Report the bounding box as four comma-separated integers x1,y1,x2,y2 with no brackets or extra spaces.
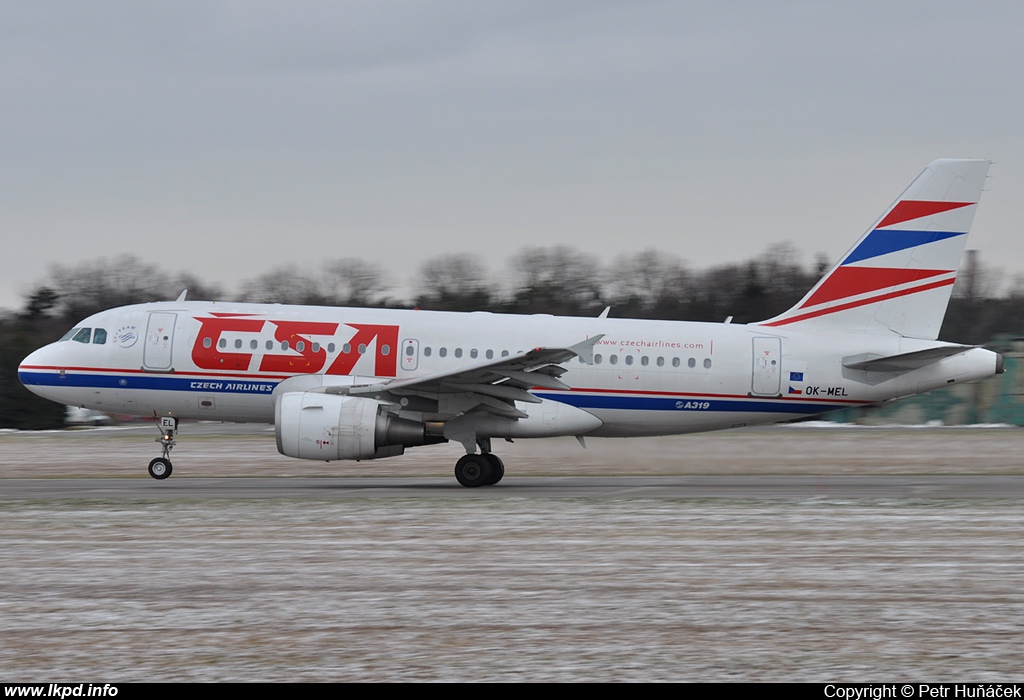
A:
191,315,399,376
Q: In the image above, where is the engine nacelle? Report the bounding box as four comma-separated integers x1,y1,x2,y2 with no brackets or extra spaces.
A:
275,392,434,461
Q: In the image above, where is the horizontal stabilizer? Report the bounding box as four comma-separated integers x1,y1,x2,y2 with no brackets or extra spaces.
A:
842,345,971,373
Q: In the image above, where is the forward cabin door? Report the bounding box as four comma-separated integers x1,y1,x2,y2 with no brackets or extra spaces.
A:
751,336,782,396
144,312,177,371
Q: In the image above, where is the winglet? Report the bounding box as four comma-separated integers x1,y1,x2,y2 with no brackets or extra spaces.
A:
568,334,604,365
175,290,188,302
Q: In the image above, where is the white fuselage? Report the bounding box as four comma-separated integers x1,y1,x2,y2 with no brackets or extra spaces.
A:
18,301,1000,438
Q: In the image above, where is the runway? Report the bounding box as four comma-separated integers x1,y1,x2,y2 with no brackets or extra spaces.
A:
5,474,1024,500
3,426,1024,681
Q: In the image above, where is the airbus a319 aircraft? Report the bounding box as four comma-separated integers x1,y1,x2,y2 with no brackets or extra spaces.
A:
19,159,1002,486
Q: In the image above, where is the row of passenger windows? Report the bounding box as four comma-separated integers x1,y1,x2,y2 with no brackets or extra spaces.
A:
207,338,390,356
60,327,107,345
423,347,505,359
419,347,712,369
593,354,712,369
59,327,714,370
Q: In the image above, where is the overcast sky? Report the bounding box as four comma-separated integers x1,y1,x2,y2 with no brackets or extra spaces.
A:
2,1,1022,313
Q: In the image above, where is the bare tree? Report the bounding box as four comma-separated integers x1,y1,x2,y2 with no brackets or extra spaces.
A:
238,259,391,307
321,258,391,307
33,255,177,320
414,254,493,311
237,264,326,305
605,250,691,318
507,246,604,315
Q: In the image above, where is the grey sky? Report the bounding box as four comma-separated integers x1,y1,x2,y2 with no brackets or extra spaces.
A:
3,1,1022,312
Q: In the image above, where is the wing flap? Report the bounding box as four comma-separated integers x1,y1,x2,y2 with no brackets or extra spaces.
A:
342,334,604,420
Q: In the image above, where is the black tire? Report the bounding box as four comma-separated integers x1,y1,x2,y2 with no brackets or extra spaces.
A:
148,457,173,480
482,454,505,485
454,454,492,488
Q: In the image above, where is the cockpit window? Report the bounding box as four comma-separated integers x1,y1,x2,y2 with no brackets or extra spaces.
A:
93,328,107,345
59,328,79,342
71,328,92,344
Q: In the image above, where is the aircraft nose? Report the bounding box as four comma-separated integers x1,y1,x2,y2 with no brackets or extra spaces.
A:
18,344,60,399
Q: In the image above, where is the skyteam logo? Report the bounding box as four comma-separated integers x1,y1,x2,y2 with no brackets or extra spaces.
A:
115,325,139,349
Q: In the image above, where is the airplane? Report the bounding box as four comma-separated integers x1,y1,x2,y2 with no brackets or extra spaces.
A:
18,159,1002,487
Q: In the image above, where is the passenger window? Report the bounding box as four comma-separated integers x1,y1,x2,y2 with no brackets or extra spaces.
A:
640,356,649,366
470,349,478,359
296,341,305,352
218,338,226,349
594,354,603,365
609,355,618,365
656,357,664,367
439,347,448,358
380,344,390,356
251,340,258,350
358,343,367,354
235,339,243,349
343,343,351,354
282,340,289,351
704,358,712,369
688,358,696,368
328,343,336,353
424,346,432,357
312,342,320,353
486,350,494,359
624,355,633,366
501,350,509,357
405,345,415,356
72,328,92,344
455,348,463,358
672,357,680,368
266,340,274,350
203,337,213,349
92,329,107,345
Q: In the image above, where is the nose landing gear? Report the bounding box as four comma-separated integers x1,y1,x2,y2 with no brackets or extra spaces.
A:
148,415,177,480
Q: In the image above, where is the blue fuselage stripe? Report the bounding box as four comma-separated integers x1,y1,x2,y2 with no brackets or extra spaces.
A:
533,392,838,415
20,370,846,415
18,371,278,395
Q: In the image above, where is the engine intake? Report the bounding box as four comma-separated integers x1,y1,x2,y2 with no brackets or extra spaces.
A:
275,392,438,461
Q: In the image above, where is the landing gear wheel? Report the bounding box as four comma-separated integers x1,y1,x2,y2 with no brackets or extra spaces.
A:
148,457,173,480
482,454,504,485
454,454,493,488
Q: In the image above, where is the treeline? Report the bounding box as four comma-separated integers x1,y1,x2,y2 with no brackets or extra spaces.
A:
2,245,1021,429
17,246,826,323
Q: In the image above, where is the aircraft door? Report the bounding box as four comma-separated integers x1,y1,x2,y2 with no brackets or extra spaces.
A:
144,312,177,371
751,336,782,396
402,339,419,371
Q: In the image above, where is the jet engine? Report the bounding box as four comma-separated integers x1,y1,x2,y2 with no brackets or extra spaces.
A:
275,392,440,461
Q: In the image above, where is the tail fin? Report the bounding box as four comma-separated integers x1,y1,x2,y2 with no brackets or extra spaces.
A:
759,159,990,339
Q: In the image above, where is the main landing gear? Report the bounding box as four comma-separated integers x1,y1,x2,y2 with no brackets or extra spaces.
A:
454,438,505,487
148,415,177,480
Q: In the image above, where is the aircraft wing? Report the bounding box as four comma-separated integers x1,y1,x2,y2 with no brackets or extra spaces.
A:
328,335,604,419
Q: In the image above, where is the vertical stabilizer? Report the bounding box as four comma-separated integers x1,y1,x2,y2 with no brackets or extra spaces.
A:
759,159,991,339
